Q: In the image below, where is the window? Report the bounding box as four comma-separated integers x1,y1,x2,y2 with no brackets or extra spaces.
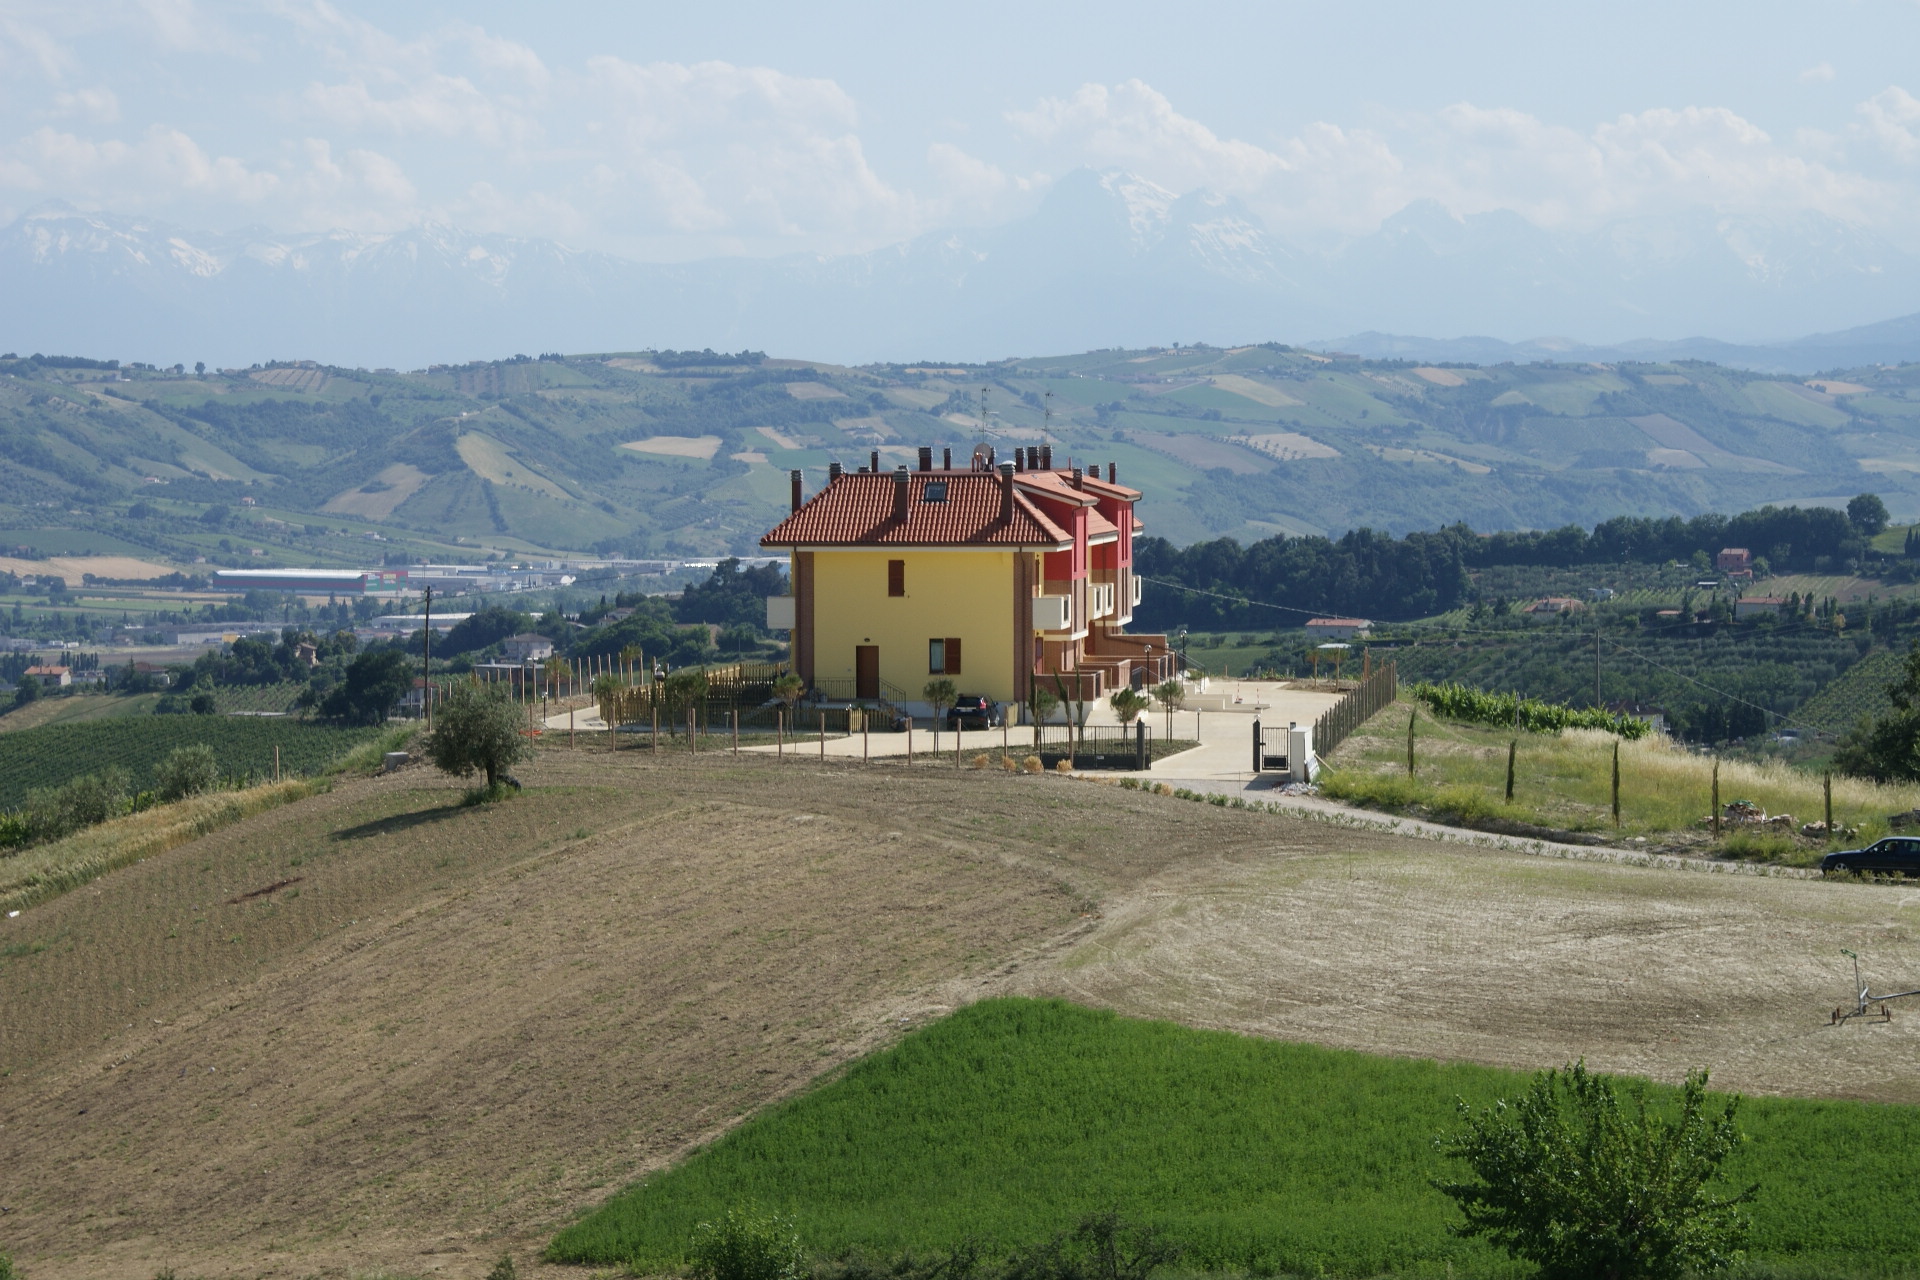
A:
929,637,962,674
888,559,905,597
922,481,948,503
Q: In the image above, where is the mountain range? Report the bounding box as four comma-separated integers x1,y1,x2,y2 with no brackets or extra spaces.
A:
4,170,1920,371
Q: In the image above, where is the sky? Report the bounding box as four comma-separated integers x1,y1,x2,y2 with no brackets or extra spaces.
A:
4,0,1920,261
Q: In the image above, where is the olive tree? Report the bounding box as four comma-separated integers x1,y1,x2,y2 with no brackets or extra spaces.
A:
154,743,220,802
1434,1061,1754,1280
924,677,957,750
427,680,532,794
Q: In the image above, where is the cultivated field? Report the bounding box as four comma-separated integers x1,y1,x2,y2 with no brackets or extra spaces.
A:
4,751,1920,1277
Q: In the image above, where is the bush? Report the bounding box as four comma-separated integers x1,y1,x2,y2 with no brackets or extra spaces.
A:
689,1206,807,1280
1435,1061,1753,1280
153,743,220,803
23,767,132,843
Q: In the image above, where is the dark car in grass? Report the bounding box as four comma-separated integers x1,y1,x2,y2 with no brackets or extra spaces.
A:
947,695,999,729
1822,838,1920,876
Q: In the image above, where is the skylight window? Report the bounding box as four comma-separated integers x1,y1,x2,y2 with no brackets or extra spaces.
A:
922,481,948,503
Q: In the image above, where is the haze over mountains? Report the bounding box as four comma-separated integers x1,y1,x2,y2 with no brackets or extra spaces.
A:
7,170,1920,373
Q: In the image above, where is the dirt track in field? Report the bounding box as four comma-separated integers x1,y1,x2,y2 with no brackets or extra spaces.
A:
4,753,1920,1278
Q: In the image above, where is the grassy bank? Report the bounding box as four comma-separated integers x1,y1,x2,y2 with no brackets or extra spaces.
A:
549,998,1920,1278
1320,701,1920,858
0,777,324,915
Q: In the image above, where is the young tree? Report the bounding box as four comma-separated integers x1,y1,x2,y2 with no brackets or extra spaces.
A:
427,681,532,793
1109,687,1149,724
688,1206,806,1280
1153,678,1186,736
924,677,957,750
1435,1061,1754,1280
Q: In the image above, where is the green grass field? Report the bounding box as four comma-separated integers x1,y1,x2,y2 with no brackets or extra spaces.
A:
547,998,1920,1278
0,716,384,806
1319,699,1920,853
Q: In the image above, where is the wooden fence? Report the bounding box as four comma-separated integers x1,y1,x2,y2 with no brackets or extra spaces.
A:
1313,660,1398,760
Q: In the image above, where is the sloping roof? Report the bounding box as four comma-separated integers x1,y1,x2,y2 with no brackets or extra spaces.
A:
1011,471,1098,507
761,472,1073,548
1086,507,1120,540
1077,473,1142,501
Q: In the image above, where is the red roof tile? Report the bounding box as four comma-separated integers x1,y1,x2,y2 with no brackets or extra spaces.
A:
761,472,1072,548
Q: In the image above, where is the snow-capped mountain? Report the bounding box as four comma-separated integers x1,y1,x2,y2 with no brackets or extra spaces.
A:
4,173,1920,370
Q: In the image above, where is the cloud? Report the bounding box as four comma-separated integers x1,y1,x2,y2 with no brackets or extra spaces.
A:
1858,86,1920,162
1007,80,1900,238
47,86,120,124
1800,61,1836,85
0,125,278,204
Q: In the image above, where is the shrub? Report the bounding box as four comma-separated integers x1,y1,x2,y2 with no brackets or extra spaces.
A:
1001,755,1018,772
1435,1061,1753,1280
1054,759,1074,773
0,1248,15,1280
22,767,132,843
1022,755,1043,774
485,1254,516,1280
153,743,220,803
689,1206,807,1280
971,754,990,770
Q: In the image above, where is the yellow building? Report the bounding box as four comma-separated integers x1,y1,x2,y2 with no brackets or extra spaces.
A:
760,446,1174,713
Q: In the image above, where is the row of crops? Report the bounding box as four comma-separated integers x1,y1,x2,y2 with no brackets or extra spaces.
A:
0,718,384,809
1408,681,1653,738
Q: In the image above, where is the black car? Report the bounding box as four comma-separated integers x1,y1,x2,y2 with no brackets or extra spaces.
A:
1822,838,1920,876
947,694,999,729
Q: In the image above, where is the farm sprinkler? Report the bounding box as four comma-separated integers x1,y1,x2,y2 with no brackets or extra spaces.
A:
1830,949,1920,1025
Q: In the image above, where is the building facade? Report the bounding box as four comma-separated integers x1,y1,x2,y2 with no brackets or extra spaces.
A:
760,448,1175,710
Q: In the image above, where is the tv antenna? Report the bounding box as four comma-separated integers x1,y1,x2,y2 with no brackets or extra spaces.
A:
1043,389,1053,445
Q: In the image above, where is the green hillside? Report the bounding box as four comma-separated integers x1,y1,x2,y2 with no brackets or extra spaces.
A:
3,347,1919,560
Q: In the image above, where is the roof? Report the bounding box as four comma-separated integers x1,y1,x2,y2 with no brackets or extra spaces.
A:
1738,596,1787,605
1305,618,1370,627
24,664,69,674
503,632,553,644
761,471,1073,548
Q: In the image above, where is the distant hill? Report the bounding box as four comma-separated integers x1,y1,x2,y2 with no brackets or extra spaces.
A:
4,343,1919,561
8,177,1920,369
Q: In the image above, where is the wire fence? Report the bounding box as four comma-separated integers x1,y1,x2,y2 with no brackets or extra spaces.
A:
1313,660,1398,759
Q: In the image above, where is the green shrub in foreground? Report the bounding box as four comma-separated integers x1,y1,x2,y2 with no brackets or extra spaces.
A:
548,998,1920,1278
153,743,220,803
691,1206,807,1280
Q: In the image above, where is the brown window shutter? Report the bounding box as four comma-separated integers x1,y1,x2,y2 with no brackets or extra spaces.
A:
946,637,961,675
888,559,905,597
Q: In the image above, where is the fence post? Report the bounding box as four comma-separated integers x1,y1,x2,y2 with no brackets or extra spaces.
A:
1825,770,1833,839
652,708,659,755
820,710,825,760
1406,708,1416,777
733,709,739,753
1711,760,1720,838
1137,717,1147,771
1506,739,1516,802
1611,739,1620,827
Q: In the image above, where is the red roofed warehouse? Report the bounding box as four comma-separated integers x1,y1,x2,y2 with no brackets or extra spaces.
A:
760,446,1175,712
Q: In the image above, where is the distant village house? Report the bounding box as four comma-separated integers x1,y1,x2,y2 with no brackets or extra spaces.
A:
1304,618,1371,640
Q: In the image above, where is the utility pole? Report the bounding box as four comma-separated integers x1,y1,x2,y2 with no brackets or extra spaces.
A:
422,584,434,728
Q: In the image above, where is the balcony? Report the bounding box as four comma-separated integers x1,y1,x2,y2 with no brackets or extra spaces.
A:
1033,593,1073,631
1089,581,1117,620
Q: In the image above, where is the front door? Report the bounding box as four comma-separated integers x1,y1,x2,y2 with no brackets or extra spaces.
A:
856,645,879,700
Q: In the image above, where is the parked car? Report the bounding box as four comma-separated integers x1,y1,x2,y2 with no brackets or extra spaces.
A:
947,694,999,729
1821,838,1920,876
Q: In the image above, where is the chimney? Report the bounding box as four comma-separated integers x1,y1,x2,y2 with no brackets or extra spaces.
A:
870,450,880,473
918,446,933,471
942,446,952,470
1016,447,1028,471
1108,462,1117,483
1040,446,1053,470
998,461,1015,523
987,446,997,468
828,460,843,481
893,465,911,521
789,469,803,513
1069,466,1083,489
